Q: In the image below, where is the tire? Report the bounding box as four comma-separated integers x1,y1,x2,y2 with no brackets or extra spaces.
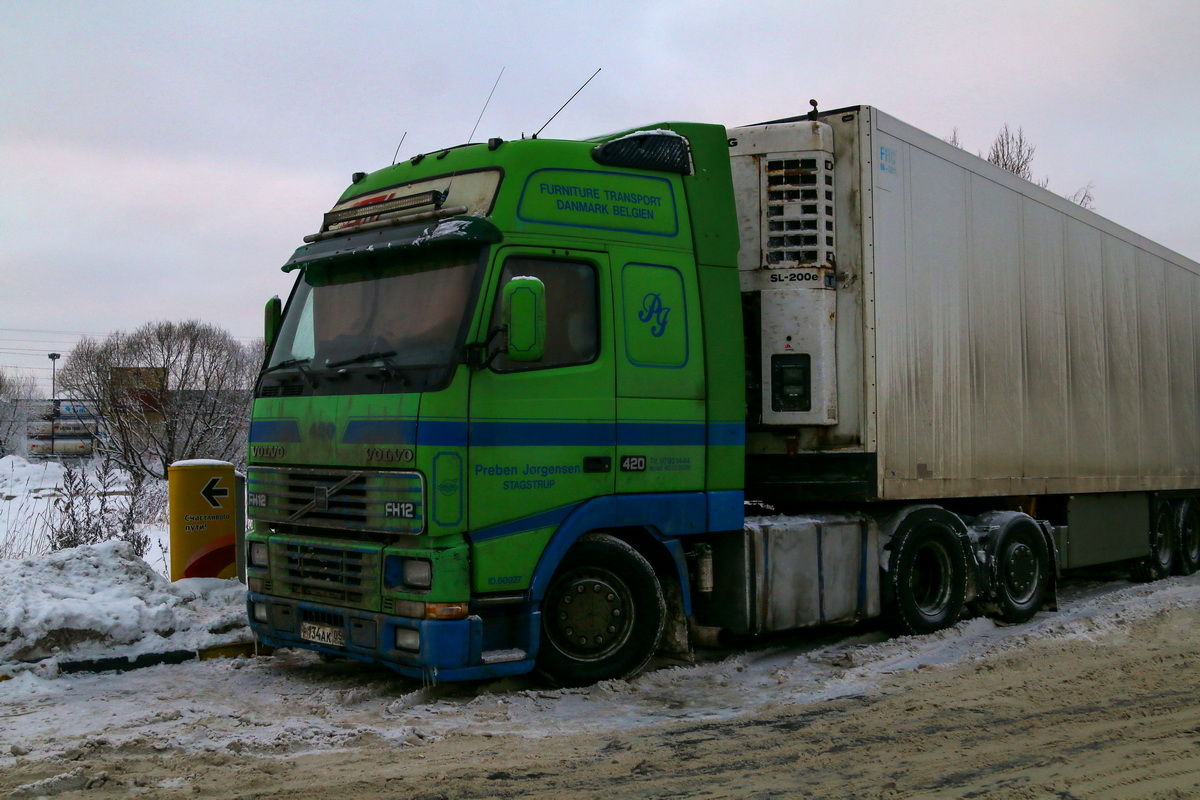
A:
883,511,969,636
1174,499,1200,576
1130,500,1175,582
991,518,1050,624
536,534,666,687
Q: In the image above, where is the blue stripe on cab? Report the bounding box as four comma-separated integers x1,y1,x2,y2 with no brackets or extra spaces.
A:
707,490,745,531
468,503,579,543
617,422,706,447
342,419,418,444
470,421,615,448
328,418,741,448
249,419,302,443
708,422,746,447
418,420,469,448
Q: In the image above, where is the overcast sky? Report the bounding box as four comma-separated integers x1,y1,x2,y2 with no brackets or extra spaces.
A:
3,0,1199,393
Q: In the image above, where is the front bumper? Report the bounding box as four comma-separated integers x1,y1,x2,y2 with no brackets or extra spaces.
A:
247,592,538,682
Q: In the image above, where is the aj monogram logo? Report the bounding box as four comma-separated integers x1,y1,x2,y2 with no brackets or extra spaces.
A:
638,293,671,338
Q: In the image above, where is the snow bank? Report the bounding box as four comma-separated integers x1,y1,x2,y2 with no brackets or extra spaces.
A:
0,540,247,670
1,454,172,572
0,455,66,496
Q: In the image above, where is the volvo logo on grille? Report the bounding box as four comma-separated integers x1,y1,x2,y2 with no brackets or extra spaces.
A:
314,487,329,511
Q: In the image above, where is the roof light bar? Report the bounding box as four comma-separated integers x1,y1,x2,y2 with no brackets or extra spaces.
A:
323,190,444,232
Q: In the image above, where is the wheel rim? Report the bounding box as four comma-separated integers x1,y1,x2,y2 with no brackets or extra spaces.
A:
544,567,635,662
1001,540,1039,605
1153,507,1173,567
910,538,954,617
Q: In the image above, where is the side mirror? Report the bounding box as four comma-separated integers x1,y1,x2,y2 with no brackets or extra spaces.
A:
264,296,282,351
502,277,546,362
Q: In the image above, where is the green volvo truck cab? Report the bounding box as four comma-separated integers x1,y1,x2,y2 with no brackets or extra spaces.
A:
245,124,745,684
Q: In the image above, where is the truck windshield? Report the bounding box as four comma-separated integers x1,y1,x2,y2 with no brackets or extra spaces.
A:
268,247,482,377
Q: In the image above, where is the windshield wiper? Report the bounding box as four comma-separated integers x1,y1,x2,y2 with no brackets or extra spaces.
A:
324,350,398,369
262,357,316,386
266,357,311,372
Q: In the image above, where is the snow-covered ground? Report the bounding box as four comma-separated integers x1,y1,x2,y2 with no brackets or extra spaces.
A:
1,455,217,680
0,455,170,572
0,541,248,668
0,456,67,560
3,454,1199,781
2,527,1197,764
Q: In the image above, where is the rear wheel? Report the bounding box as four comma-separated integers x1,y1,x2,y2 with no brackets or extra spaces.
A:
1130,500,1175,582
536,534,666,687
884,511,969,636
1174,499,1200,576
992,518,1050,624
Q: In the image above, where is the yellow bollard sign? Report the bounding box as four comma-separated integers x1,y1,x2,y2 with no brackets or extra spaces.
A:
168,459,241,581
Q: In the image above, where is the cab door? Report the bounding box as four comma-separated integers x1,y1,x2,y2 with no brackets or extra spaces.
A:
467,247,615,592
611,246,707,496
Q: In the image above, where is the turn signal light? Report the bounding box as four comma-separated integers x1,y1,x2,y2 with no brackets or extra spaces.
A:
389,600,471,621
425,603,469,621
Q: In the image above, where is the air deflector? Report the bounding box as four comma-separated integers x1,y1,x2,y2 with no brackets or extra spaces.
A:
592,131,693,174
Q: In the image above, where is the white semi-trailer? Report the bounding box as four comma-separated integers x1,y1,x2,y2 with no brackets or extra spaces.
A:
696,105,1200,638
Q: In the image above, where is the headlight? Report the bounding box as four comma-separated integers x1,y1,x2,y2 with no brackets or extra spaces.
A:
386,555,433,590
252,602,269,623
394,628,421,651
249,542,269,568
403,559,433,589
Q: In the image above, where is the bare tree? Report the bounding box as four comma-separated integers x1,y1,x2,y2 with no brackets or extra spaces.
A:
985,124,1049,187
0,369,36,457
947,124,1094,208
59,320,258,480
1065,181,1096,210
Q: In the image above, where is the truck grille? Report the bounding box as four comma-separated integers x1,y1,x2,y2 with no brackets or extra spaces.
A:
270,538,382,611
248,467,424,535
300,608,346,627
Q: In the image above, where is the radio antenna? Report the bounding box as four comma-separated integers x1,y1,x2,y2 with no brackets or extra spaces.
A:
444,68,506,201
533,67,601,139
391,132,408,166
467,67,505,144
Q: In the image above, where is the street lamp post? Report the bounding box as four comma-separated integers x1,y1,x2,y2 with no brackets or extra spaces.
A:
48,353,60,456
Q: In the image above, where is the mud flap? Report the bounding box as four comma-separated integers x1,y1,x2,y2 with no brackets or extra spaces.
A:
656,575,693,663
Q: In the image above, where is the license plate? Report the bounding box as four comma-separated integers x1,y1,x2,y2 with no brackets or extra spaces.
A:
300,622,345,647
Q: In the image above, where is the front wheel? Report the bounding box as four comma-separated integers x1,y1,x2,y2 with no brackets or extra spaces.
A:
536,534,666,687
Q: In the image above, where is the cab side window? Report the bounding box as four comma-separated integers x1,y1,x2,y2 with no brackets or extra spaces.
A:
491,257,598,371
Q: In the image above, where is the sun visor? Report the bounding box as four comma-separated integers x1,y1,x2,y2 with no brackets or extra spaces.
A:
281,216,502,272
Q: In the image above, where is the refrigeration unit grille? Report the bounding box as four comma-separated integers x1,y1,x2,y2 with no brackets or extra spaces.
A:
763,156,835,267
